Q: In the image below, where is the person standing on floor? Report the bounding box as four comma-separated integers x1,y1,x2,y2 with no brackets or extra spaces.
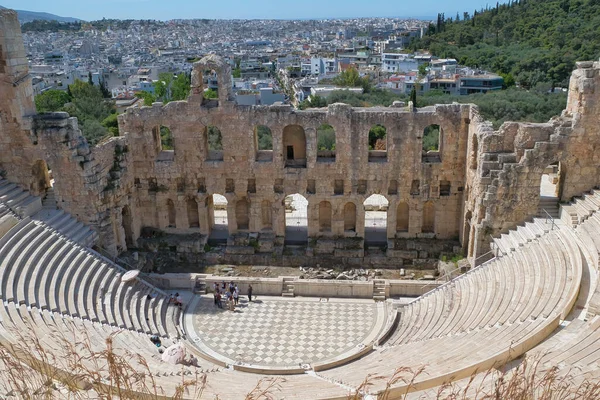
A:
233,286,239,305
247,284,253,302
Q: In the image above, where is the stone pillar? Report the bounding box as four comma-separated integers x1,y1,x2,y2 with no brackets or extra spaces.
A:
176,198,188,229
307,198,319,237
274,198,286,237
356,204,366,239
387,199,398,239
198,197,211,235
226,201,236,235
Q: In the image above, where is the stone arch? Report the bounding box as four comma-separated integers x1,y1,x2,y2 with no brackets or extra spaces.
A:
538,161,563,216
30,159,50,195
122,205,133,247
236,197,250,230
364,194,389,245
319,201,332,232
208,194,228,242
167,199,176,228
187,198,200,228
422,124,442,163
343,202,357,232
205,125,223,161
368,124,387,162
255,125,273,161
317,124,336,162
422,201,435,233
191,55,234,104
396,201,409,232
284,193,308,244
283,125,306,168
261,200,272,230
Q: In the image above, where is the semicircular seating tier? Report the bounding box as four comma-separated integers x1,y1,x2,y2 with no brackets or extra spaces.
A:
0,178,594,399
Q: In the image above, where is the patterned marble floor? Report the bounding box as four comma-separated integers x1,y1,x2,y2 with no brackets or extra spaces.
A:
188,295,379,367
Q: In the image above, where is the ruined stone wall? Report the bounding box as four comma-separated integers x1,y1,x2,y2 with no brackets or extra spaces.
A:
0,10,46,195
464,62,600,260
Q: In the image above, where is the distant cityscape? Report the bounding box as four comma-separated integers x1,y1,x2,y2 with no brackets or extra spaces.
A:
23,17,504,109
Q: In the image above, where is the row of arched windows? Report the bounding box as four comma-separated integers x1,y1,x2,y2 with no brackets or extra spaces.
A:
152,123,443,163
161,197,436,235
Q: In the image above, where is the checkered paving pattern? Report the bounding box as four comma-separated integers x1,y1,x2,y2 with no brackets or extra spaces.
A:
191,297,377,367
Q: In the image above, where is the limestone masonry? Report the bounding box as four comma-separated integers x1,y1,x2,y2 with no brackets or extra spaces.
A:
1,9,600,266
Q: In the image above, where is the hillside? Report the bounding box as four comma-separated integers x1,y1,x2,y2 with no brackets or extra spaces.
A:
409,0,600,88
0,5,80,23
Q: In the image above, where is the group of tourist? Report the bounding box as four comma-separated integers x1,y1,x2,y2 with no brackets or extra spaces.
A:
213,281,253,311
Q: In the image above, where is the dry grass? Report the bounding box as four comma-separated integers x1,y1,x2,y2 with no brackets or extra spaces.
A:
1,318,600,399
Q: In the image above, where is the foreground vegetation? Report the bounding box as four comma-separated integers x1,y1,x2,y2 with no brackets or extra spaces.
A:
1,320,600,399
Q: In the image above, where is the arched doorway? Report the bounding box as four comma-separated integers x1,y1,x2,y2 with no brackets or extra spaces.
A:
187,198,200,228
122,205,133,247
284,193,308,244
364,194,388,246
209,194,228,242
538,162,562,218
167,199,176,228
464,211,473,257
396,202,409,232
422,201,435,233
30,160,50,195
344,202,357,232
236,198,250,230
318,201,332,232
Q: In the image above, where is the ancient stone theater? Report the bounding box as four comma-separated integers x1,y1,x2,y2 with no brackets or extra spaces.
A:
1,8,600,399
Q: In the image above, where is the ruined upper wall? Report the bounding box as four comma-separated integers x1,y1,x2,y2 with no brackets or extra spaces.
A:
0,10,44,194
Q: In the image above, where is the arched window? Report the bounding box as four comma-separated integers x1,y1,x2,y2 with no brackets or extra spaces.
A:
317,124,336,162
205,125,223,161
396,202,409,232
319,201,332,232
283,125,306,168
236,198,250,230
422,124,442,163
344,202,356,232
187,198,199,228
422,201,435,233
255,125,273,161
167,199,176,228
368,124,387,162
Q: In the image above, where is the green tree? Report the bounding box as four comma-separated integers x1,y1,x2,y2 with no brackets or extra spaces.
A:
101,113,119,137
422,125,440,151
207,126,222,150
34,90,71,113
204,88,218,99
317,125,336,150
135,91,156,106
256,126,273,150
410,85,417,107
298,95,327,109
368,124,387,149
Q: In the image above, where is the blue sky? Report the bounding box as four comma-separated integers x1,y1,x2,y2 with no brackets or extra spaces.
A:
0,0,505,21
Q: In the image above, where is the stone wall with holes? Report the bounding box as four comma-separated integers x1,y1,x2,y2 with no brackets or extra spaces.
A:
464,61,600,261
105,55,471,260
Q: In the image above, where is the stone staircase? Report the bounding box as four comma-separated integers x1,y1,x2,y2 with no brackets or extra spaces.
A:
373,279,386,301
282,276,295,297
0,178,97,247
537,196,560,218
42,186,57,209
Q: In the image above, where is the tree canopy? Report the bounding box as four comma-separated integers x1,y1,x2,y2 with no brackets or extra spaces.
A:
410,0,600,88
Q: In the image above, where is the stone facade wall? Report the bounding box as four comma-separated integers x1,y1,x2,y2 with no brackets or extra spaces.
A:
2,9,600,265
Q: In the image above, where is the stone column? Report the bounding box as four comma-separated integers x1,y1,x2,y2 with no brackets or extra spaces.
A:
307,198,319,237
356,204,366,239
387,198,398,239
198,197,211,236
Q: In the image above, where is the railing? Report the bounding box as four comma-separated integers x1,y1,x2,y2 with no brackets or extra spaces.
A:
474,250,495,267
542,208,557,231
